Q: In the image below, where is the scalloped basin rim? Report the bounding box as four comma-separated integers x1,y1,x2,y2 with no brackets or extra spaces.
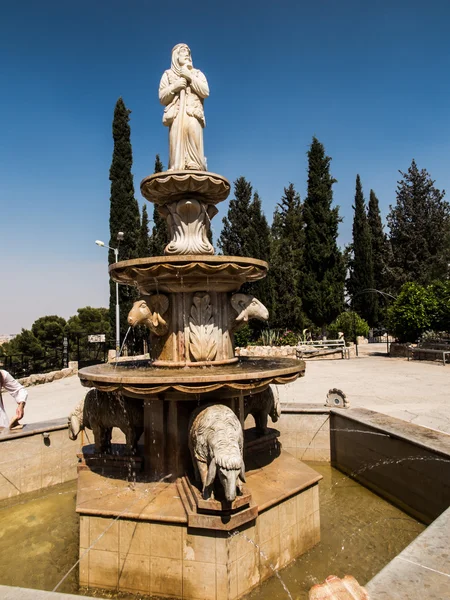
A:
78,357,305,385
109,255,269,272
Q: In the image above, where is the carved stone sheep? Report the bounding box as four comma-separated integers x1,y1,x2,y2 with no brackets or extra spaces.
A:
244,385,281,435
127,294,169,336
188,404,246,502
68,389,144,454
230,294,269,331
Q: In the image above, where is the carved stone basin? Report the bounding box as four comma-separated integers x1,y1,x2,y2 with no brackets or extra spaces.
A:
140,170,230,205
109,255,269,293
78,356,305,398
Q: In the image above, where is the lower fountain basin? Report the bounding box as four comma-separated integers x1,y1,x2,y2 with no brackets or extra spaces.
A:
78,356,305,397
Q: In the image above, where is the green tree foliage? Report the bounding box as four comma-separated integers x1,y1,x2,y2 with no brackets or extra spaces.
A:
347,175,376,325
387,160,450,291
137,204,150,258
108,98,141,342
218,177,255,257
3,329,43,357
31,315,66,348
247,191,272,314
368,189,390,320
302,137,345,331
218,178,272,335
270,184,305,330
66,307,111,337
328,311,370,341
430,280,450,332
388,282,437,342
148,154,169,256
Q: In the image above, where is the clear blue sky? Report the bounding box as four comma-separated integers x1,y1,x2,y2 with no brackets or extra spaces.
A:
2,0,450,333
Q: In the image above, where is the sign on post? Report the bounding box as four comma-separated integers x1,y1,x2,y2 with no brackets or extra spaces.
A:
88,334,106,343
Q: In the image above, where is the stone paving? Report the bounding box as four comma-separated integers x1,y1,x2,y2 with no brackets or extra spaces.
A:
278,343,450,435
2,343,449,434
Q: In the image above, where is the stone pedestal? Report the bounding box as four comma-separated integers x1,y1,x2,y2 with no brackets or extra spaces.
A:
77,451,321,599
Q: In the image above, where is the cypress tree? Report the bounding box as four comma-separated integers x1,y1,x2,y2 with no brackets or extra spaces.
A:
247,191,273,323
270,184,305,330
148,154,169,256
108,98,140,345
387,159,450,290
218,179,273,335
347,175,376,325
137,204,150,258
368,189,389,324
302,137,345,333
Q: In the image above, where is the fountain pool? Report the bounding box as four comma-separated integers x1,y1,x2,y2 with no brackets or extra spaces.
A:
0,465,424,598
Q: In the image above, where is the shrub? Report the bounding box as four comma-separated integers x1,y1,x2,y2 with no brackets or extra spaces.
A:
328,311,369,341
388,282,437,343
277,330,299,346
234,324,252,348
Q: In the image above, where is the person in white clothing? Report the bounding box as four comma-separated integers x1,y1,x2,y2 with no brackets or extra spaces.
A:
0,369,28,430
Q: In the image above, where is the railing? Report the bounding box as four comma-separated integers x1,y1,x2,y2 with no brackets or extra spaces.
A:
368,335,395,344
0,332,148,378
1,350,64,379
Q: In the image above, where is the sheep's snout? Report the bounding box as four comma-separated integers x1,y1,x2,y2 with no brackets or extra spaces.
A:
218,468,242,503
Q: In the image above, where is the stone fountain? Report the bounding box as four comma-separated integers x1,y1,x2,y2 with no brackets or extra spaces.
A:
75,43,322,599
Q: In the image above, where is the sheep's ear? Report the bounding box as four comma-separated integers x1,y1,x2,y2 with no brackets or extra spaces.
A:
70,415,80,437
239,461,246,483
205,458,217,488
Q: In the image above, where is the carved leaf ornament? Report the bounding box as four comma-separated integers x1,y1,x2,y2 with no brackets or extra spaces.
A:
189,293,217,361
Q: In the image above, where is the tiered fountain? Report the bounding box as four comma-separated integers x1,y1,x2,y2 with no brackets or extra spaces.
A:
76,43,322,600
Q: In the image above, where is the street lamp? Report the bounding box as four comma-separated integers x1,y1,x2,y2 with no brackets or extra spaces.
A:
95,232,123,360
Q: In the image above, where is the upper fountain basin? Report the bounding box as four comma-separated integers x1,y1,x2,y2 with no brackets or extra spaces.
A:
109,255,269,293
141,170,231,205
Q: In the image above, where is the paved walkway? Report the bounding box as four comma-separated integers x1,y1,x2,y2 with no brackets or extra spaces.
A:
278,343,450,434
2,344,449,434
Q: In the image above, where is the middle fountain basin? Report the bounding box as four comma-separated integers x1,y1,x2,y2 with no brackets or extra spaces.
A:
78,357,306,480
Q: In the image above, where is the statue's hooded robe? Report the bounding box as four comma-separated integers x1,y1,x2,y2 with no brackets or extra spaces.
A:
159,43,209,171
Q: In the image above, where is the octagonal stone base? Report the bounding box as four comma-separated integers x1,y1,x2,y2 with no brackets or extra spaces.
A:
77,452,321,599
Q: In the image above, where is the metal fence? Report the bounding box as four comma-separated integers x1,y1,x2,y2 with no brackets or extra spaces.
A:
368,335,396,344
0,331,148,379
0,333,110,379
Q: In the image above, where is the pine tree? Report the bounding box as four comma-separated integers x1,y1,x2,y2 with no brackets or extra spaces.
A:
108,98,140,345
137,204,150,258
148,154,169,256
302,137,345,333
387,159,450,290
347,175,376,324
368,189,389,324
270,184,305,330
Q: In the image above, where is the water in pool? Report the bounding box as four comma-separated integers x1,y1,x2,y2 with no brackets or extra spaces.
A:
0,465,425,598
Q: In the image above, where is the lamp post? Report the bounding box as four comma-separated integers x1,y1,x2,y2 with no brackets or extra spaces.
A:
95,232,123,360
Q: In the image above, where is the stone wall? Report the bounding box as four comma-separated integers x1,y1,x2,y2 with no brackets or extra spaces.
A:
389,342,411,358
16,361,78,388
237,346,355,359
0,419,81,501
330,408,450,524
275,405,331,462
